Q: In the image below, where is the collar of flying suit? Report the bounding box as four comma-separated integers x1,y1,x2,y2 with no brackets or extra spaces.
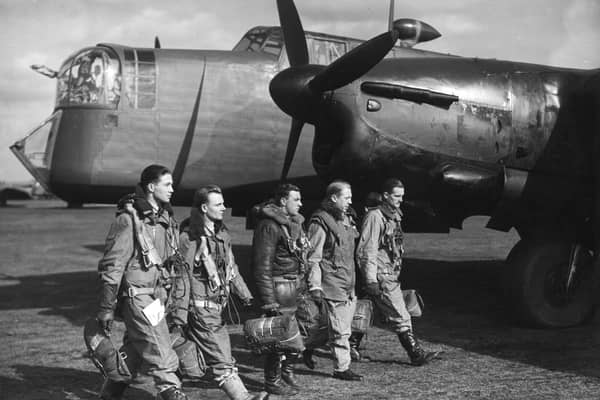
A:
379,202,402,222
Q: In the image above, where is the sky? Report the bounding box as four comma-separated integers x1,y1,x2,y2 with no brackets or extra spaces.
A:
1,0,599,182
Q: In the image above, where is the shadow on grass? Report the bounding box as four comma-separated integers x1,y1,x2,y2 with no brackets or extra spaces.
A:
0,270,97,325
4,365,153,400
392,257,600,378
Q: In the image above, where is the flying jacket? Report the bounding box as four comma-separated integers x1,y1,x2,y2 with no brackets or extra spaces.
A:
306,202,358,301
98,193,179,297
251,202,308,306
356,203,404,285
179,211,252,306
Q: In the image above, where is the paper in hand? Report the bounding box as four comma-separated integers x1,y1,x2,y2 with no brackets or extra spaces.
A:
142,298,165,326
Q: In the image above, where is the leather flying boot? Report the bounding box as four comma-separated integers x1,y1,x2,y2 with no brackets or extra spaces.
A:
332,369,363,381
220,373,269,400
156,387,188,400
302,349,316,370
398,330,438,366
99,379,128,400
264,353,299,396
281,354,300,391
349,332,364,362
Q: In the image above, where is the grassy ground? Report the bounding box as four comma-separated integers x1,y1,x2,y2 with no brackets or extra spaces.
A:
1,200,600,399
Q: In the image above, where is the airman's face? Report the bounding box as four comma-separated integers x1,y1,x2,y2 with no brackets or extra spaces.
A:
149,173,174,204
383,186,404,209
202,192,226,221
332,187,352,213
282,190,302,216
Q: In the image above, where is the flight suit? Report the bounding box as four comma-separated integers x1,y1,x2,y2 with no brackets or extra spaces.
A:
356,202,436,366
306,204,359,374
179,216,254,388
97,197,181,395
356,203,412,333
251,201,313,395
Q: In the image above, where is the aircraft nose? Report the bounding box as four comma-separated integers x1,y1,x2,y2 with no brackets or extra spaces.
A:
269,64,326,125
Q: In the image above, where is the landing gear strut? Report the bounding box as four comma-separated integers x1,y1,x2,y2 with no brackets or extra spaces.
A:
506,237,597,328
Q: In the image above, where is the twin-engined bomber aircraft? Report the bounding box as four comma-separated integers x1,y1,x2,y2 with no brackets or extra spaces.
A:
11,0,600,329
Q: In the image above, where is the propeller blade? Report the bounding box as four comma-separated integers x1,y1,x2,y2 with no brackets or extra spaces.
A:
276,0,309,67
308,29,399,93
281,118,304,180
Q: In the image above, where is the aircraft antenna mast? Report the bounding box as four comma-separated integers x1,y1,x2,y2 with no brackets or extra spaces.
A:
388,0,395,31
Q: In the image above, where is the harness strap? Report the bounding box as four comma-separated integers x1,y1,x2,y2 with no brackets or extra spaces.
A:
124,203,162,267
123,287,155,298
194,237,223,291
192,299,223,312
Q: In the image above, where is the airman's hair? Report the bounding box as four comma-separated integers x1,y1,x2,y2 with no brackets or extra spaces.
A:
325,180,351,198
193,185,222,209
382,178,404,194
139,164,171,193
273,183,301,204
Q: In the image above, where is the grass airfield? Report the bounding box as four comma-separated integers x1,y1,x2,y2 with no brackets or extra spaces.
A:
1,200,600,400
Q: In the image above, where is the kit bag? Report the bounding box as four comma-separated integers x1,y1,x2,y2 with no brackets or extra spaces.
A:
243,313,305,354
351,299,374,334
403,289,424,318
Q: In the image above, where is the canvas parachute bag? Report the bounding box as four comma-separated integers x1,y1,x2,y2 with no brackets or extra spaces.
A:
83,318,141,382
243,313,305,355
352,298,374,334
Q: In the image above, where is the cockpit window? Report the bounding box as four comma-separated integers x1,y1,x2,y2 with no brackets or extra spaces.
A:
56,48,120,108
232,27,283,59
122,49,156,109
307,38,346,65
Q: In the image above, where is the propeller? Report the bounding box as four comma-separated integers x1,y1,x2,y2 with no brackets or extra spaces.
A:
276,0,308,67
154,36,161,49
280,118,305,180
273,0,399,180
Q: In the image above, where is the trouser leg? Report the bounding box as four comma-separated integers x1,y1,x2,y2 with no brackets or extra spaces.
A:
186,306,237,385
373,276,412,333
324,297,356,373
121,296,181,393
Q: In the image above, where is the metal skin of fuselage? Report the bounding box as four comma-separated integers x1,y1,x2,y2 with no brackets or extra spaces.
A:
307,53,599,232
46,46,319,212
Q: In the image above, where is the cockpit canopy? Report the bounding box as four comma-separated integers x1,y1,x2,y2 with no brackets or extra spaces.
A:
232,26,284,58
232,26,353,65
56,47,121,108
232,26,419,67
